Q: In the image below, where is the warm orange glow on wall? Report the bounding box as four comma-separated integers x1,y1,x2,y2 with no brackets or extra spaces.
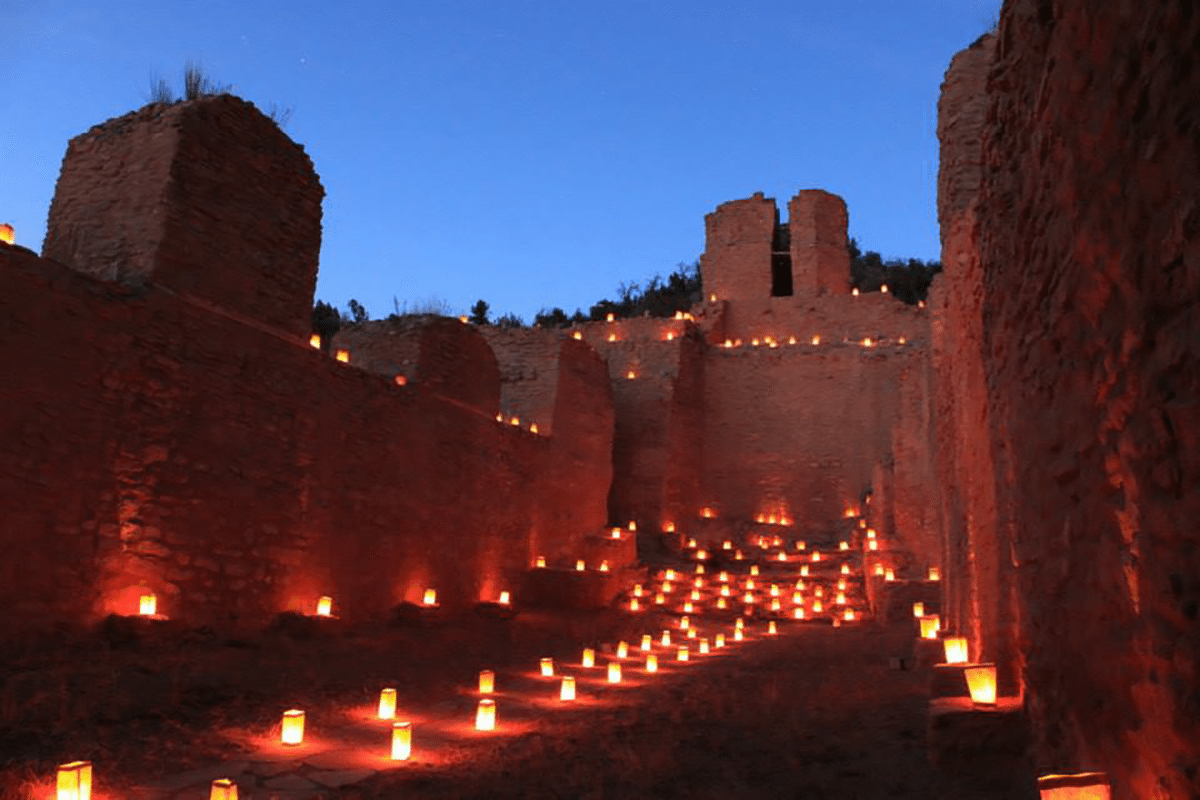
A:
664,569,676,580
874,563,885,576
139,594,157,616
800,565,809,577
919,615,941,640
964,664,998,706
1036,773,1112,800
582,647,595,668
655,593,666,605
913,602,925,618
510,416,521,426
645,654,658,673
0,224,15,245
839,541,849,551
716,597,728,609
540,658,554,677
281,710,305,745
575,560,586,571
309,333,321,349
867,539,879,551
943,637,969,664
535,556,546,568
57,761,92,800
665,332,675,341
607,662,622,683
812,600,824,613
793,607,806,619
390,721,412,761
560,675,576,700
607,333,617,342
715,633,726,648
209,778,237,800
852,288,860,296
677,647,689,662
394,374,407,386
629,597,640,611
530,423,539,434
626,370,636,380
733,628,744,642
599,561,610,572
929,567,941,581
606,313,615,322
498,590,511,605
422,588,437,606
861,337,874,347
661,630,671,646
573,331,583,340
750,564,760,576
335,348,350,363
475,699,496,730
700,507,716,519
664,522,676,532
640,634,653,651
885,568,896,581
378,688,397,719
316,596,333,616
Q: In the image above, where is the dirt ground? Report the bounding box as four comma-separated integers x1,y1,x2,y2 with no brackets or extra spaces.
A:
0,572,1036,800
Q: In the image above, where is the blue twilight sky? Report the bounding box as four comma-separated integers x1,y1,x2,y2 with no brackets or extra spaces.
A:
3,1,999,323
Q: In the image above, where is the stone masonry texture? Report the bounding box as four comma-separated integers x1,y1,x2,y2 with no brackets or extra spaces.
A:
937,3,1200,797
43,95,324,341
789,189,851,297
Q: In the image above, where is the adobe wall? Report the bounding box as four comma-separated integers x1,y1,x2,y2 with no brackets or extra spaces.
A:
932,34,1013,684
942,2,1200,796
42,96,323,341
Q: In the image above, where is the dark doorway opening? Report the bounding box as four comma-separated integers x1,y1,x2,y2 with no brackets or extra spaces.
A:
771,221,793,297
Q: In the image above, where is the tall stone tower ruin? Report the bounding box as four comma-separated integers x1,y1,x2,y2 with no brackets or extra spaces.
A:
42,95,324,339
699,189,850,301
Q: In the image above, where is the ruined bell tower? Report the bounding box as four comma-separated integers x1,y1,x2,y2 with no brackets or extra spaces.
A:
699,189,850,301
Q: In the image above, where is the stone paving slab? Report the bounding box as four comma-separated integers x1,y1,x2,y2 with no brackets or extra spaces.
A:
308,768,378,789
143,761,251,792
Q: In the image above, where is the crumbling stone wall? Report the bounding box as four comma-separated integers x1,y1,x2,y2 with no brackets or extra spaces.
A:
575,317,703,531
699,193,777,301
334,316,501,416
700,339,923,535
932,34,1013,685
42,96,323,341
0,245,552,631
937,3,1200,796
789,190,851,297
481,327,615,555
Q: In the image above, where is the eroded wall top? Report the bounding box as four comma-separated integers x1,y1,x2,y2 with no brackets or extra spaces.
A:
43,95,324,340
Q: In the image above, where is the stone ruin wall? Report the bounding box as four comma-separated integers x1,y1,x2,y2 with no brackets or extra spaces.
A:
573,316,705,534
0,97,615,638
42,96,323,341
687,191,938,568
932,34,1013,691
938,3,1200,796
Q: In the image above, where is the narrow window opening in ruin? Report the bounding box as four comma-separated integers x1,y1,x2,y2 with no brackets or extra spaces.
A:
771,220,793,297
